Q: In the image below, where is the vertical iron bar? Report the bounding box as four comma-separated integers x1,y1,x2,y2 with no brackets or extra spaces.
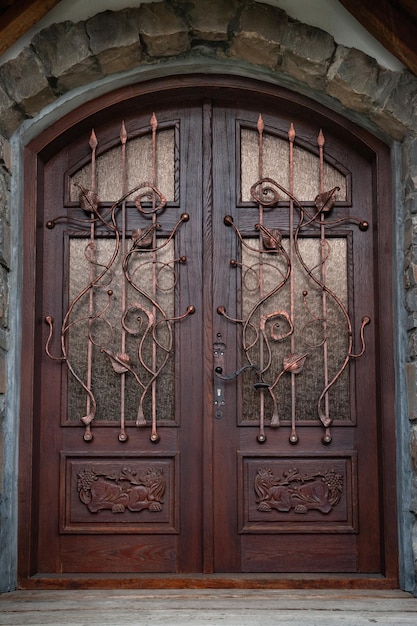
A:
318,129,331,444
257,114,266,443
150,112,160,443
288,123,298,444
119,121,128,442
84,130,97,442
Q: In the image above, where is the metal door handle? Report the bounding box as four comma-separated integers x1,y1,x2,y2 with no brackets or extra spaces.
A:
213,340,226,419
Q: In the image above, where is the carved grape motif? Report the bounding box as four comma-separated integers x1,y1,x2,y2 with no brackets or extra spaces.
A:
76,466,165,514
255,466,343,514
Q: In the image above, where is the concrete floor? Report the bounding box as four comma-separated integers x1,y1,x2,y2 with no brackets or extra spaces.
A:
0,589,416,626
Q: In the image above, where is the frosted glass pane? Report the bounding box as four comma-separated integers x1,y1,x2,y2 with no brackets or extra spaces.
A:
241,237,349,422
70,129,175,202
67,237,175,423
241,129,346,202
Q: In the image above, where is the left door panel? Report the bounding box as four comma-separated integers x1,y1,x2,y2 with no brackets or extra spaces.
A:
36,105,204,574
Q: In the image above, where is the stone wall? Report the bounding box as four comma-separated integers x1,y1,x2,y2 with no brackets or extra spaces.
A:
0,0,416,592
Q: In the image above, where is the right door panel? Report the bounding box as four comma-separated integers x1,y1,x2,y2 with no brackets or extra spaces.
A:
210,103,381,574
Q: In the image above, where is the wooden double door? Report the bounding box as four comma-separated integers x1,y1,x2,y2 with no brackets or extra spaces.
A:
20,81,397,583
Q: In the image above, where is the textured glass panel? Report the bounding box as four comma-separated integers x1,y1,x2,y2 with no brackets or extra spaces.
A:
241,237,349,422
241,129,346,202
70,129,175,202
67,237,175,423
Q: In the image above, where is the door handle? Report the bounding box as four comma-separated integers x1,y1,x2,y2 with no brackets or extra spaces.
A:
213,340,226,419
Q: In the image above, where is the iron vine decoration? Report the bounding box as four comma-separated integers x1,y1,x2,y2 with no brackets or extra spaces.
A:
45,114,195,443
44,112,370,446
216,115,370,445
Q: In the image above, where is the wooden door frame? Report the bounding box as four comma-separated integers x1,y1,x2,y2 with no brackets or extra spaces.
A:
18,74,398,589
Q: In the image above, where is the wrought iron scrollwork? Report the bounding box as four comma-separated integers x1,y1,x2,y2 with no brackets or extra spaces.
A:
45,115,195,443
217,115,370,445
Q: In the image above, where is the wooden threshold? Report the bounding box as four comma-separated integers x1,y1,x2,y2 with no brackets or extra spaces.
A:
19,573,399,590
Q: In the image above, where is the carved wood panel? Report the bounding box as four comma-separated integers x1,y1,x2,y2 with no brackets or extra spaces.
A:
61,454,178,534
238,453,357,534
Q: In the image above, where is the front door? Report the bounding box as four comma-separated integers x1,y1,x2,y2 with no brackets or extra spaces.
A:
20,82,398,583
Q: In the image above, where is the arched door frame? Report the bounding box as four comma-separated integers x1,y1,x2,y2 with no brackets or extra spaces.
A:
17,74,399,588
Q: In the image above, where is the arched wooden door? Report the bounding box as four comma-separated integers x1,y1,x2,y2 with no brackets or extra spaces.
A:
19,78,398,586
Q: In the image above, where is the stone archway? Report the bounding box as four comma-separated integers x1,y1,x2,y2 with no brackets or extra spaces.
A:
0,0,416,592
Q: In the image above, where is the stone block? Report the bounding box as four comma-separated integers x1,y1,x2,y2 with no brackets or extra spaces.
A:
405,194,417,216
403,214,417,252
0,172,10,270
406,286,417,313
0,350,6,395
327,46,379,113
404,216,415,252
408,331,417,359
0,295,7,338
406,363,417,421
32,21,103,93
370,70,417,141
405,261,417,290
380,70,417,131
138,3,190,57
0,264,8,329
0,47,55,118
411,425,417,472
0,327,7,351
86,9,142,75
0,220,11,271
281,21,335,88
405,173,417,198
230,2,287,69
0,137,11,173
186,0,238,42
0,84,24,139
404,136,417,180
411,476,417,517
407,312,417,331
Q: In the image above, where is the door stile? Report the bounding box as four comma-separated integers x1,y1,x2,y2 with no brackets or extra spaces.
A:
19,146,41,581
202,100,215,573
211,106,241,572
176,107,205,573
373,148,398,581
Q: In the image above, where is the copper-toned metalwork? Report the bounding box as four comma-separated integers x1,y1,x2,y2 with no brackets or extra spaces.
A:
119,120,128,443
45,115,195,442
217,118,370,444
